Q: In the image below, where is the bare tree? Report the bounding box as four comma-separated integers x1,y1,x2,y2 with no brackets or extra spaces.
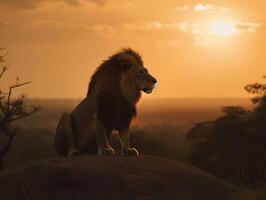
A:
0,50,41,169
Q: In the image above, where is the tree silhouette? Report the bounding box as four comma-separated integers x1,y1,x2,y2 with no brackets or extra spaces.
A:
0,50,41,169
187,77,266,188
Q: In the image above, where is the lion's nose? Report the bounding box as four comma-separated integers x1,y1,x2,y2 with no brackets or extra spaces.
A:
152,78,157,84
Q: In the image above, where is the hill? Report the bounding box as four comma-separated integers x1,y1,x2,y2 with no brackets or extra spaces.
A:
0,155,256,200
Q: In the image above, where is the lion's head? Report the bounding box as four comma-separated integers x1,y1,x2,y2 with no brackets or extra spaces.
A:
88,48,157,105
127,64,157,94
119,49,157,95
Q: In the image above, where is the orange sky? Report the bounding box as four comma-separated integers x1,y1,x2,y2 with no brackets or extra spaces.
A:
0,0,265,99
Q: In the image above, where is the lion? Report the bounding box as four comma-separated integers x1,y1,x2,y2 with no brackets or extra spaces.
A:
55,48,157,156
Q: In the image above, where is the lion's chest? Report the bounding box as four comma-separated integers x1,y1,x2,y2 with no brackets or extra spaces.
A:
97,93,136,130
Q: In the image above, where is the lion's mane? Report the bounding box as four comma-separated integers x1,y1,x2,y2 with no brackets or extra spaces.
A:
87,48,143,131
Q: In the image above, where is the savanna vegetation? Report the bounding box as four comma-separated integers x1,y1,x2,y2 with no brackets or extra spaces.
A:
0,50,41,169
187,78,266,189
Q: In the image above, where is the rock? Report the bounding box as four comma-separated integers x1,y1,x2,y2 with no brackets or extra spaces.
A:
257,185,266,200
0,155,256,200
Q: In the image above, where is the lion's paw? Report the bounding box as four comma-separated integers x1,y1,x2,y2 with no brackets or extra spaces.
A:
67,148,81,157
122,148,139,156
98,146,115,156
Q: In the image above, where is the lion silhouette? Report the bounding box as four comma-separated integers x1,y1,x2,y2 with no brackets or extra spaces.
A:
55,48,157,156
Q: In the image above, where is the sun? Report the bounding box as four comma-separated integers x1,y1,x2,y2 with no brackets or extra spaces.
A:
208,22,238,37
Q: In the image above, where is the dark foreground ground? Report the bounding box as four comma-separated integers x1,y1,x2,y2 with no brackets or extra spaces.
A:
0,155,256,200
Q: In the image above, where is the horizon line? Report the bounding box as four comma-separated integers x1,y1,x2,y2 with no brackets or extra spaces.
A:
29,97,253,100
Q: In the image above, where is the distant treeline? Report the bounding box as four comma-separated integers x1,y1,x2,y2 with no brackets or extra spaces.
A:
187,79,266,189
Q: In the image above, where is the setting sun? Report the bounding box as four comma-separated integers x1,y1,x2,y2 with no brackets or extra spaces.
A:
208,22,238,36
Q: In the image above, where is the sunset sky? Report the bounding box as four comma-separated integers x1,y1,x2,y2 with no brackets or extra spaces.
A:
0,0,265,99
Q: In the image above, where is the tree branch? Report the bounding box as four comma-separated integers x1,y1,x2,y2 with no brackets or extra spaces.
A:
0,66,8,79
7,81,31,112
0,49,40,170
0,49,9,61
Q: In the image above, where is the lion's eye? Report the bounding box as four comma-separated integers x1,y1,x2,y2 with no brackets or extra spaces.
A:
139,69,145,74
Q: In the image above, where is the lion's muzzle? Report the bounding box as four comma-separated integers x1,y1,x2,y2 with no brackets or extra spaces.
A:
142,76,157,94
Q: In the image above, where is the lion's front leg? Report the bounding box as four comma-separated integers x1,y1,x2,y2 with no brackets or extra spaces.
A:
119,128,139,156
95,118,115,156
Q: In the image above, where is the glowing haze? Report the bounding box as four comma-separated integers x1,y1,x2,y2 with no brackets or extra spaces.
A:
0,0,265,99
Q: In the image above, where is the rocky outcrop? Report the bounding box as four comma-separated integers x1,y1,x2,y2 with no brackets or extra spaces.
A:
0,155,256,200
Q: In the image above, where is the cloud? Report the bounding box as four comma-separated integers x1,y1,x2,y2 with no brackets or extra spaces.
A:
0,19,93,34
1,18,262,47
236,22,262,33
194,4,212,11
146,21,182,30
176,3,231,13
122,20,262,37
143,20,262,46
0,0,106,9
194,3,230,12
176,5,189,11
172,21,262,36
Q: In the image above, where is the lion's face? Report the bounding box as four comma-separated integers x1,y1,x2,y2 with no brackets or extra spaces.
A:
132,65,157,94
